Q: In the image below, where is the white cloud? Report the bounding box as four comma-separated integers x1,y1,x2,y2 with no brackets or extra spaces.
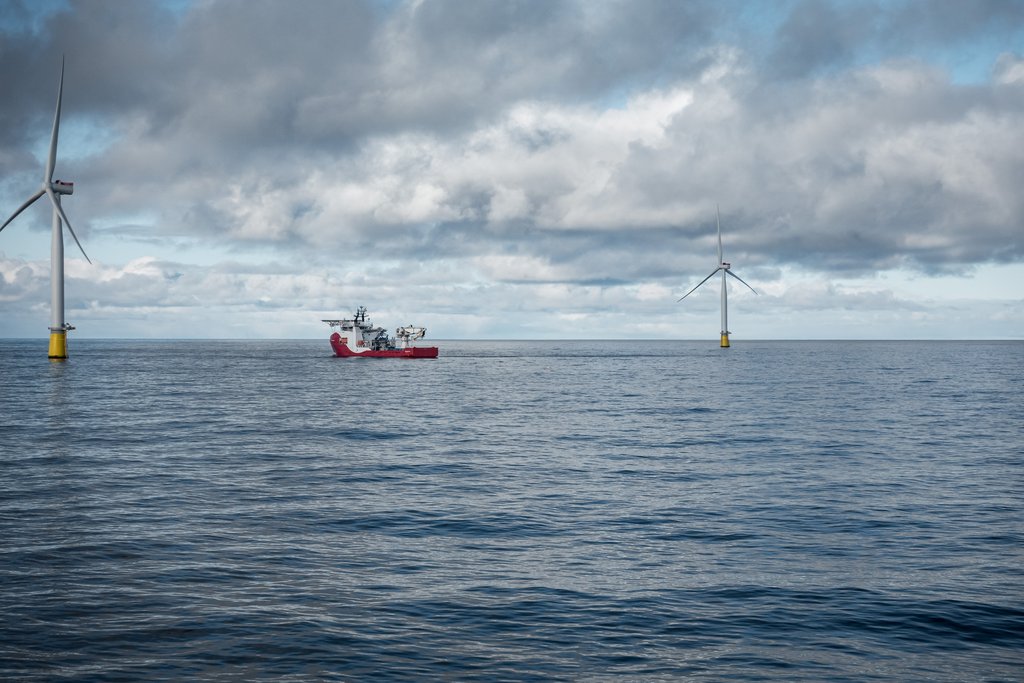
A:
994,52,1024,85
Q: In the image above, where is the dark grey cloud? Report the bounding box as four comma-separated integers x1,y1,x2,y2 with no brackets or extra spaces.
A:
768,0,876,79
766,0,1024,80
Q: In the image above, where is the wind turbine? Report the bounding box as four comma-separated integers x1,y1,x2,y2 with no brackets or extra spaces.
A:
0,57,91,360
678,206,756,347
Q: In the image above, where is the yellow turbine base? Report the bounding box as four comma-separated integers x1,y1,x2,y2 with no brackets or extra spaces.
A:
48,331,68,360
720,332,730,348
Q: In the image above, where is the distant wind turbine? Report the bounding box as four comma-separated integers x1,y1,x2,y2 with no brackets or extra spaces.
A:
678,206,757,347
0,57,91,360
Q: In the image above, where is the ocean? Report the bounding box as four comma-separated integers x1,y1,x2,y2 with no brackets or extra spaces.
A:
1,338,1021,681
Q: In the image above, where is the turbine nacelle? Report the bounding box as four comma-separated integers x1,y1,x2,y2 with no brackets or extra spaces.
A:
52,180,74,195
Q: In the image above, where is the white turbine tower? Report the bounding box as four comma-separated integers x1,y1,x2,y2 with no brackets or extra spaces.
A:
678,206,756,347
0,57,91,360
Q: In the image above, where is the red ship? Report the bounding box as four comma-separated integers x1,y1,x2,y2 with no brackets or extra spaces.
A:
323,306,438,358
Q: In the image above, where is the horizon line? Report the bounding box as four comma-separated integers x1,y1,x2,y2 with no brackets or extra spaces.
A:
1,337,1021,343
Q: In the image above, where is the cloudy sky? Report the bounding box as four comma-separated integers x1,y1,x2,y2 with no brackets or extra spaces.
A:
1,0,1022,340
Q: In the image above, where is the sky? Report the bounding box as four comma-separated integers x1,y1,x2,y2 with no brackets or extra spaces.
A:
1,0,1022,340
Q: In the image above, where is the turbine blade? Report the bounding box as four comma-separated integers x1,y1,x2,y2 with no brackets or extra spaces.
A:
46,187,91,264
716,204,723,264
45,56,65,184
0,189,46,234
678,268,722,302
726,269,757,295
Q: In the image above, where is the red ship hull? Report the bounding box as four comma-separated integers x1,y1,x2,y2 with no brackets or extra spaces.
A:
330,332,438,358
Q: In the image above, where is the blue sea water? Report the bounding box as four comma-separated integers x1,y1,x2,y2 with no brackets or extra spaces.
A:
1,338,1022,681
